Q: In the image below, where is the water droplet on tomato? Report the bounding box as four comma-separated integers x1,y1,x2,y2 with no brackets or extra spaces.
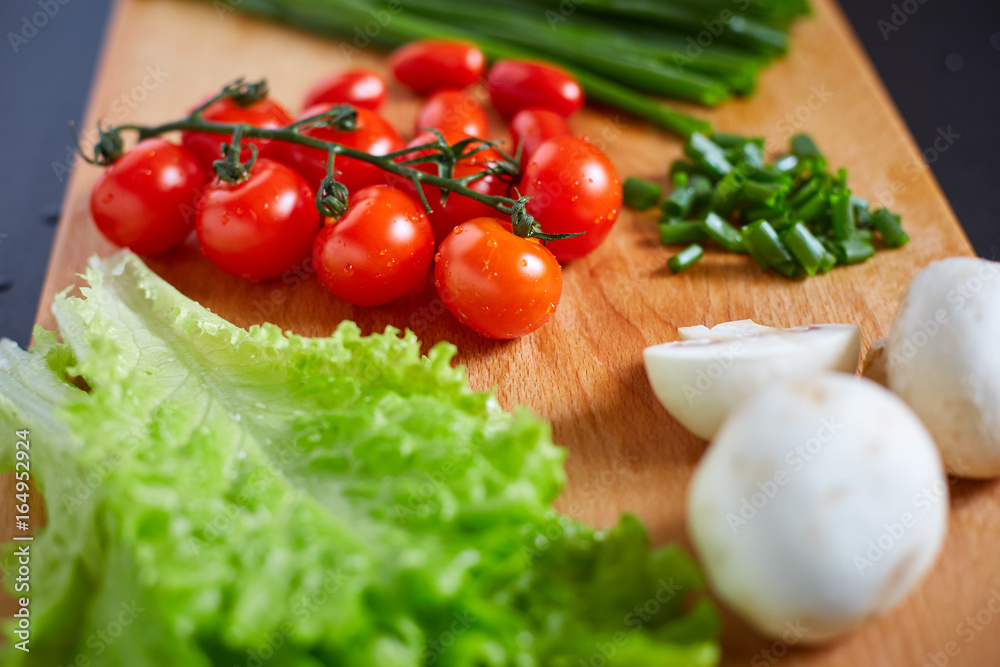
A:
486,238,497,248
343,263,354,276
520,259,528,267
571,196,579,202
434,252,442,262
102,193,114,204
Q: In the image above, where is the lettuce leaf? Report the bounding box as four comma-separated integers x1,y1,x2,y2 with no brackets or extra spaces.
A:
1,253,718,666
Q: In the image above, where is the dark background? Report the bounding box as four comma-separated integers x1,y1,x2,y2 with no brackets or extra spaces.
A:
0,0,997,347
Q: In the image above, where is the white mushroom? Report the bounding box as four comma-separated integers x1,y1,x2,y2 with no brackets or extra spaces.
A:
687,373,948,643
644,321,861,439
886,257,1000,478
861,338,889,387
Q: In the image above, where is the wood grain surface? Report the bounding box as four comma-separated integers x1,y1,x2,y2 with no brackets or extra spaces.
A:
4,0,995,664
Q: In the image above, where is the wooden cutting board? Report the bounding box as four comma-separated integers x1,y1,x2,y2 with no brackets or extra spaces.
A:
5,0,993,663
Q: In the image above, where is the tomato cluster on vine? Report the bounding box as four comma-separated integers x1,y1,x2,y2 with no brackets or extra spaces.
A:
87,40,622,339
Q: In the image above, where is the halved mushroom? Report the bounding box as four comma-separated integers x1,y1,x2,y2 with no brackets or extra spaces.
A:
644,320,861,440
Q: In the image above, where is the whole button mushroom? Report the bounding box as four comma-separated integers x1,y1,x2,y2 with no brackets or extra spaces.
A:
886,257,1000,478
687,373,948,643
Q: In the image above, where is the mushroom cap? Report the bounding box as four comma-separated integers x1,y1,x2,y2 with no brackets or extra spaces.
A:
644,322,860,440
887,257,1000,478
687,373,947,643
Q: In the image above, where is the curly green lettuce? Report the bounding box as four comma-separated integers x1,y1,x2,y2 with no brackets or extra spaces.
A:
0,253,718,666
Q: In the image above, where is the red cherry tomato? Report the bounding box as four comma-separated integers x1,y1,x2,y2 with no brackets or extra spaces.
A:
302,69,388,111
181,96,293,170
313,186,434,307
399,131,508,244
389,39,486,95
518,136,622,264
90,139,207,255
416,90,489,138
435,218,562,339
487,60,584,119
263,104,404,194
196,159,319,281
510,108,572,171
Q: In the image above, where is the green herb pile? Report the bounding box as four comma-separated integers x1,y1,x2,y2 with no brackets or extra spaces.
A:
211,0,810,136
625,132,909,277
0,254,718,666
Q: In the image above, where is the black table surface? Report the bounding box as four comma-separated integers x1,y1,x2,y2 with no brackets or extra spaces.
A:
1,0,997,347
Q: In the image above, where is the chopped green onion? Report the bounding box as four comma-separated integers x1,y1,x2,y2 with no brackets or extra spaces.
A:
743,180,787,207
830,237,875,264
781,222,826,276
742,220,794,267
791,134,821,158
662,186,696,219
660,221,708,245
701,212,745,253
623,177,663,210
830,191,855,240
818,251,838,274
684,132,733,180
668,244,704,274
872,208,910,248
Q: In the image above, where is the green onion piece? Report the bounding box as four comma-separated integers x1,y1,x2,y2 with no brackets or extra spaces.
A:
872,208,910,248
711,132,749,149
669,160,710,183
791,134,821,158
830,237,875,264
743,180,787,207
742,220,794,267
740,142,765,168
668,244,704,273
709,169,747,214
771,261,800,279
623,177,663,210
662,186,695,219
701,212,745,253
818,251,838,273
793,190,827,222
788,178,821,208
689,174,714,202
830,191,855,240
774,154,798,172
835,167,848,187
684,132,733,180
781,222,826,276
671,171,689,188
852,195,872,228
660,221,708,245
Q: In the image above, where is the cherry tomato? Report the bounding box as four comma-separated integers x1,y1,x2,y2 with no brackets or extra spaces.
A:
313,186,434,307
181,96,293,170
302,69,388,111
487,60,584,119
435,218,562,339
416,90,489,137
90,139,207,255
518,136,622,264
389,39,486,95
398,131,508,244
196,159,319,281
263,104,404,194
510,108,572,171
